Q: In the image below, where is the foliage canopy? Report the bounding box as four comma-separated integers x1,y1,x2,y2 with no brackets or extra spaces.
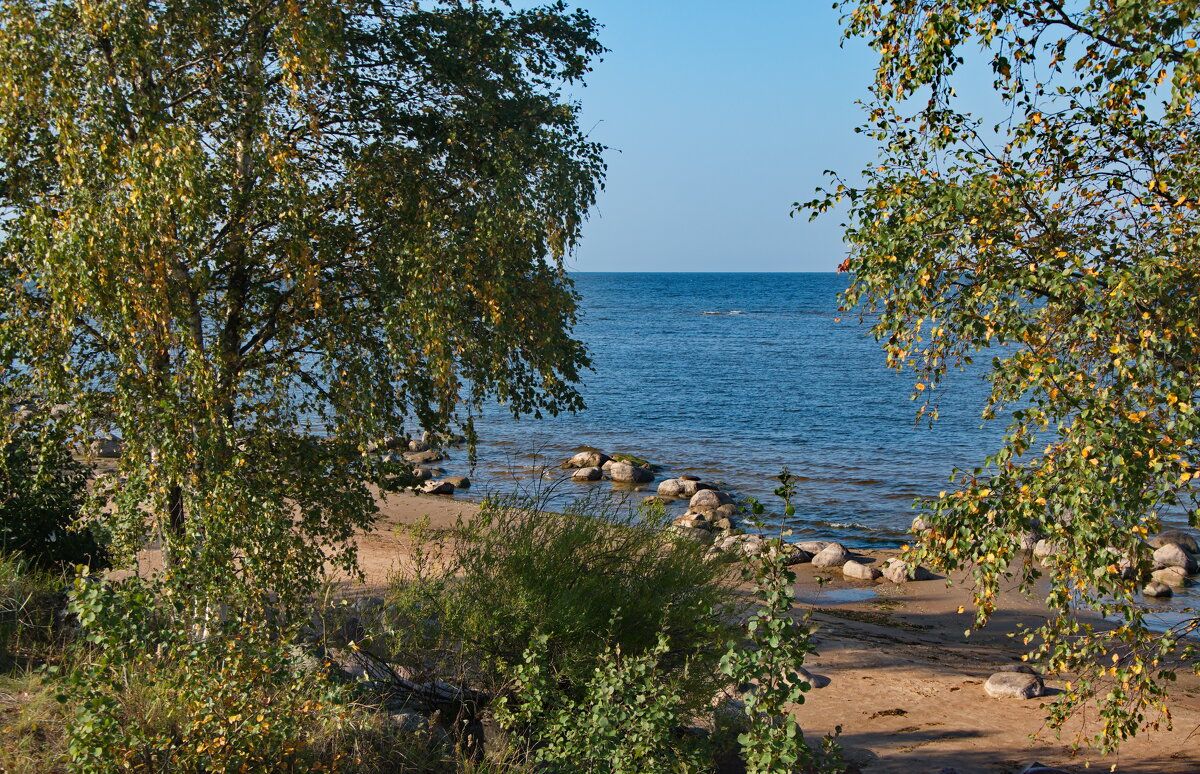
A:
0,0,604,609
808,0,1200,750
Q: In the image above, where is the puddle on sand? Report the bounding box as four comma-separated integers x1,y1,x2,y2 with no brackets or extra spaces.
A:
795,586,877,605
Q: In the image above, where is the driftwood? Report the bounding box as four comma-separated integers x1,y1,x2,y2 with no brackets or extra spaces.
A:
340,644,492,760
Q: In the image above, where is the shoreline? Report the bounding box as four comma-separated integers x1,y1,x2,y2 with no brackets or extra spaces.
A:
351,490,1200,773
113,458,1200,772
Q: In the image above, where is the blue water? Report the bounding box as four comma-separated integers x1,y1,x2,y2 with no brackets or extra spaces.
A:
449,272,1002,548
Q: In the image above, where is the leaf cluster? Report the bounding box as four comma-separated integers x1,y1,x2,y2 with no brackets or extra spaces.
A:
806,0,1200,751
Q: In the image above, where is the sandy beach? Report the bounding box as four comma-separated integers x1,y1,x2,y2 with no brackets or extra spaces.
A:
330,490,1200,774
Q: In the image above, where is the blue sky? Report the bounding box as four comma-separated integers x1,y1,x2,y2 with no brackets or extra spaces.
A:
565,2,877,272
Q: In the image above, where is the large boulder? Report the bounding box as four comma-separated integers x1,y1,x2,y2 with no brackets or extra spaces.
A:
782,546,812,565
564,450,609,469
735,534,764,557
842,560,882,581
983,672,1044,699
798,541,829,555
1153,542,1197,573
405,449,445,465
674,513,713,531
670,525,714,545
689,489,734,513
1150,531,1200,553
407,438,431,453
444,476,470,489
1152,566,1188,586
657,478,703,498
571,466,603,481
608,462,653,484
1033,539,1059,560
89,435,124,459
881,557,934,583
1143,581,1174,598
812,543,851,568
421,480,455,495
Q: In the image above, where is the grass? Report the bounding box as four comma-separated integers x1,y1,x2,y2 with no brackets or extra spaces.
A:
0,668,69,774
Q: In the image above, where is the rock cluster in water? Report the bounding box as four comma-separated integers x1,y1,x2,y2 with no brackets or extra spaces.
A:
562,450,655,483
374,431,473,496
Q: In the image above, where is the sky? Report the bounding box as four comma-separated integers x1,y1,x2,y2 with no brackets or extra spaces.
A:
563,2,878,273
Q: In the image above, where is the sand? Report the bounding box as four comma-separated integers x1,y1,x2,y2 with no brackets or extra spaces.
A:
347,491,1200,773
120,488,1200,771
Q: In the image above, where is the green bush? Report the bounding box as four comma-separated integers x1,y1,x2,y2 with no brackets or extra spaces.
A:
0,422,106,570
495,629,706,774
382,494,737,706
63,574,446,774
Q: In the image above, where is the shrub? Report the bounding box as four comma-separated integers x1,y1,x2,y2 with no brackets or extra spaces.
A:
722,473,842,774
381,494,737,707
0,420,105,570
63,574,445,773
495,629,707,774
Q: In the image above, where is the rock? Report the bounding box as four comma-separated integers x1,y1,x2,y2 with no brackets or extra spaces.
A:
783,546,812,565
737,535,764,557
911,515,932,533
1033,539,1058,560
1152,543,1197,573
571,466,602,481
1150,530,1199,553
1143,581,1174,598
565,450,609,469
608,462,653,483
657,478,702,497
413,466,435,482
984,671,1044,699
407,439,430,453
444,476,470,489
996,664,1040,676
1017,764,1073,774
812,542,851,568
674,513,713,531
712,516,735,531
842,560,882,581
642,495,668,506
670,525,714,545
689,489,734,513
881,558,934,583
1017,532,1038,551
680,474,701,481
708,502,739,519
421,480,455,495
657,478,684,497
367,436,406,453
798,541,829,554
89,435,123,458
796,666,831,688
1152,566,1188,586
405,449,445,465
